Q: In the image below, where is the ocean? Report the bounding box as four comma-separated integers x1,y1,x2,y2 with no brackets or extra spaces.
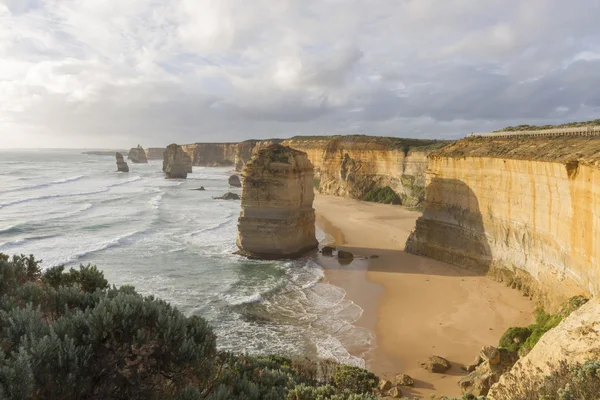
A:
0,149,372,366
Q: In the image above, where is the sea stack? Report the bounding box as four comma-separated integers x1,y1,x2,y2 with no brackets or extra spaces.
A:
115,152,129,172
236,144,318,259
163,143,193,179
128,145,148,163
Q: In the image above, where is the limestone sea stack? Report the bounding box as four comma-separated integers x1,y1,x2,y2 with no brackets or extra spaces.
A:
128,145,148,163
115,152,129,172
236,144,318,259
163,143,193,179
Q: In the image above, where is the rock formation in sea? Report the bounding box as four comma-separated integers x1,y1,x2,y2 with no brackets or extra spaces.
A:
162,143,192,179
228,175,241,187
213,192,240,200
115,152,129,172
128,145,148,163
236,144,318,259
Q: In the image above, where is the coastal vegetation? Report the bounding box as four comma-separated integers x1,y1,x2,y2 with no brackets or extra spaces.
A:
0,253,378,400
498,296,588,355
495,119,600,132
288,135,450,155
363,186,402,205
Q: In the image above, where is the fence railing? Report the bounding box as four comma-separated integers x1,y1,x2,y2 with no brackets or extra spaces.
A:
469,126,600,138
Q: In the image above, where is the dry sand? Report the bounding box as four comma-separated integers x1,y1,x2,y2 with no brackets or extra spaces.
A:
313,195,534,398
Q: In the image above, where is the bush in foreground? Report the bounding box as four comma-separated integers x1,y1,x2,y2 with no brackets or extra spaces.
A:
0,253,378,400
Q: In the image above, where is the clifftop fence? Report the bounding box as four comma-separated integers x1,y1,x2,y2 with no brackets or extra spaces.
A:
471,126,600,139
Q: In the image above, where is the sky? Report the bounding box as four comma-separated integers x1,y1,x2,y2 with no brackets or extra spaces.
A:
1,0,600,148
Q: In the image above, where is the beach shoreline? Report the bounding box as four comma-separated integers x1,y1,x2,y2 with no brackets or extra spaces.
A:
313,194,534,397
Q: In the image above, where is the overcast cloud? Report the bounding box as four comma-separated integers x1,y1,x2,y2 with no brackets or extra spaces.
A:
1,0,599,148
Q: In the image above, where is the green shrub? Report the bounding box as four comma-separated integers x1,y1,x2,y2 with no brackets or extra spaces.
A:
498,296,588,354
332,365,378,394
363,186,401,205
498,327,533,352
0,253,380,400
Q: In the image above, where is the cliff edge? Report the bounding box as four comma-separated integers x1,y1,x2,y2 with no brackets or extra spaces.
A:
236,144,318,259
282,135,449,207
406,136,600,310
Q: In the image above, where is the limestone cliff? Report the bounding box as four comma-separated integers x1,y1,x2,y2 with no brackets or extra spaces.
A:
488,297,600,398
115,152,129,172
406,136,600,310
163,144,192,179
181,143,238,167
145,147,166,160
180,140,284,168
282,136,448,207
128,146,148,163
177,136,446,206
237,144,318,259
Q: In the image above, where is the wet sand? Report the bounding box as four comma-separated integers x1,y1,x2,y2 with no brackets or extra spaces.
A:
314,195,534,398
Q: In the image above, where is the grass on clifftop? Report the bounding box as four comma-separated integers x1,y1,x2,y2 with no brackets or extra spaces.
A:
288,134,451,154
495,119,600,132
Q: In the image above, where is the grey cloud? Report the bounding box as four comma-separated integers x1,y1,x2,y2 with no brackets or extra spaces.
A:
1,0,599,147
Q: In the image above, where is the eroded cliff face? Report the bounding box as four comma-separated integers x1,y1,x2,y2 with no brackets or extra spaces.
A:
145,148,166,160
181,143,238,166
282,136,447,207
406,136,600,310
237,144,318,259
180,140,284,168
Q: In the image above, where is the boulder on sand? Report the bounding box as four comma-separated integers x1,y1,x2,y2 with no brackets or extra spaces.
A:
116,152,129,172
337,250,354,260
321,246,335,256
420,355,451,373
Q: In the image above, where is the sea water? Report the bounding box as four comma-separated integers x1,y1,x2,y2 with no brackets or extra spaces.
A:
0,149,372,366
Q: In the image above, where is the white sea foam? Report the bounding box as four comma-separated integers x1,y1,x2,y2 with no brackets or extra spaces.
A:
47,228,150,267
0,175,85,194
0,150,373,368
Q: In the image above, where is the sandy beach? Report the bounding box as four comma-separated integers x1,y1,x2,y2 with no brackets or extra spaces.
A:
314,195,534,398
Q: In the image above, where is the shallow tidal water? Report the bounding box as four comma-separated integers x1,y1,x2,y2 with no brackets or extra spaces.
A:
0,149,372,366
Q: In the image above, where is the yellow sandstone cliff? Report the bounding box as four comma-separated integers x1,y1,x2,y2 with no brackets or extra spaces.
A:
282,135,448,207
179,136,447,206
236,144,318,259
406,136,600,310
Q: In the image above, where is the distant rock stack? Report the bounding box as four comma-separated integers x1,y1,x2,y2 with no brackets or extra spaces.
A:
115,152,129,172
236,144,318,259
128,145,148,163
163,143,193,179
